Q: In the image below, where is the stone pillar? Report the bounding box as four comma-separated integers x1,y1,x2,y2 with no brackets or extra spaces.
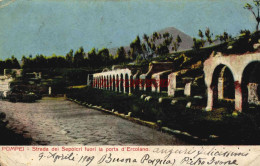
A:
184,82,192,96
99,77,102,89
168,72,177,96
100,77,102,89
139,79,144,91
118,77,122,93
234,81,243,112
247,83,260,105
99,77,101,89
129,78,132,94
218,78,224,99
48,86,52,95
205,87,214,111
151,79,157,92
143,77,147,91
124,76,129,94
157,79,161,93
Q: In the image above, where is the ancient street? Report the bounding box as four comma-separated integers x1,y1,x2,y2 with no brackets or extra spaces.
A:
0,97,186,145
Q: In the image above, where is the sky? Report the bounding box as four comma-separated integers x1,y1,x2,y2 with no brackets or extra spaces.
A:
0,0,256,59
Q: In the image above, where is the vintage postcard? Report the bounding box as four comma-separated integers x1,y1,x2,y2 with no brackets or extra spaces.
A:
0,0,260,165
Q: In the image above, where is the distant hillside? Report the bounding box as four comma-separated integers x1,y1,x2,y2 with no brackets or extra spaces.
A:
108,27,194,55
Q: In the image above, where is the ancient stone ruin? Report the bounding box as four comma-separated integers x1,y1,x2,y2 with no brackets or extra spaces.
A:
90,51,260,112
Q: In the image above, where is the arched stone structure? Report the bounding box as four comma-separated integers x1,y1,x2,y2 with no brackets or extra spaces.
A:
204,52,260,112
210,64,235,109
93,68,133,94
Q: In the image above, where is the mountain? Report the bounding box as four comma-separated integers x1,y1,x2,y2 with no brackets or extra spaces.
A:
108,27,194,55
153,27,194,52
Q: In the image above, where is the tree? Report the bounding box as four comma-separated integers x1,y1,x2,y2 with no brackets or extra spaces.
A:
156,43,169,55
97,48,110,66
115,47,126,63
152,32,160,41
66,49,73,68
244,0,260,31
163,32,170,39
205,27,213,44
130,36,142,60
197,30,206,47
192,38,204,50
198,29,204,40
11,55,21,69
143,34,149,43
88,48,100,68
74,47,85,68
216,31,232,43
172,35,182,52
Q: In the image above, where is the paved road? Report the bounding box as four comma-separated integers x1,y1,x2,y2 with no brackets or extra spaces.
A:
0,97,186,145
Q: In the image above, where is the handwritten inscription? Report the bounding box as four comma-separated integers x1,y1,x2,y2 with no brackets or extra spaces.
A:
36,147,250,166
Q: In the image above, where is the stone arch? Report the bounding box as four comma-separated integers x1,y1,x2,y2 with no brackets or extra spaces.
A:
241,61,260,110
210,64,235,110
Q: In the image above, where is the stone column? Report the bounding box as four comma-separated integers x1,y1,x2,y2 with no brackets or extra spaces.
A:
123,76,127,94
118,76,122,93
235,81,243,112
100,77,102,89
218,78,224,99
247,83,259,104
115,75,118,92
129,78,132,94
157,78,161,93
168,72,177,97
205,87,214,111
184,82,192,96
